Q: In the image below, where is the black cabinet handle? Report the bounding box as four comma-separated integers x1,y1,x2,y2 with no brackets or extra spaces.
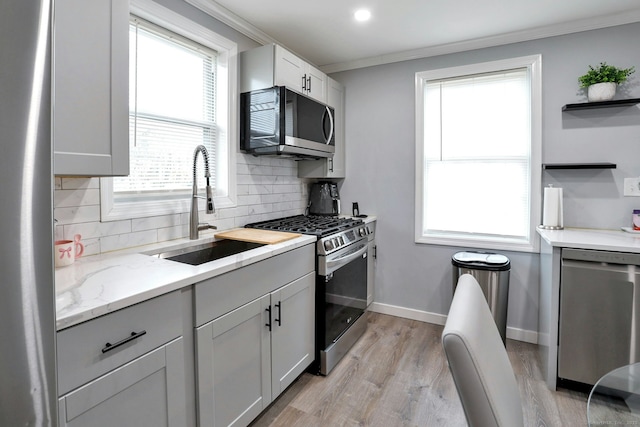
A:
265,306,272,331
274,301,281,326
307,76,311,93
302,74,307,91
102,330,146,354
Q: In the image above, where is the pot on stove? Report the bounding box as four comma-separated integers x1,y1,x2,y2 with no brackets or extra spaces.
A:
309,182,340,215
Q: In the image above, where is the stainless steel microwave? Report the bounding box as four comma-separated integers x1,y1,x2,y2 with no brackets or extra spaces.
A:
240,86,335,159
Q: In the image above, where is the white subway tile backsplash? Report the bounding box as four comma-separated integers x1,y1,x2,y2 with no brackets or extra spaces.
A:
54,205,101,225
80,238,101,257
132,214,182,232
157,224,188,242
62,220,131,240
237,194,262,206
216,206,249,219
54,188,100,208
52,155,309,255
61,177,100,190
210,218,235,231
272,166,293,176
248,203,273,215
246,184,272,195
236,184,250,196
100,230,158,253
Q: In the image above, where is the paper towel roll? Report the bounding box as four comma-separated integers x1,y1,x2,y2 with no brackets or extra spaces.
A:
542,186,563,228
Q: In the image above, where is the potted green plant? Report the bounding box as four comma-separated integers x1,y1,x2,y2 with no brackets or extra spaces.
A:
578,62,635,102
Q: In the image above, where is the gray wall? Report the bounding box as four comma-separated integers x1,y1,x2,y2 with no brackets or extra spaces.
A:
333,23,640,335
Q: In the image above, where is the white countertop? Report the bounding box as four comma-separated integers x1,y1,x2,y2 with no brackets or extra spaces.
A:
536,227,640,253
55,232,316,331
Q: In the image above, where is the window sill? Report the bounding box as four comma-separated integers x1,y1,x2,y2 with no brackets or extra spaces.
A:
415,234,538,253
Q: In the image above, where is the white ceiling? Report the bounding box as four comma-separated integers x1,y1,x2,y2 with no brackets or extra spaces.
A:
192,0,640,73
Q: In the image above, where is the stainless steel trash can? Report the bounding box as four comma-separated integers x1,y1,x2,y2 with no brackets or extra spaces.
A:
452,251,511,344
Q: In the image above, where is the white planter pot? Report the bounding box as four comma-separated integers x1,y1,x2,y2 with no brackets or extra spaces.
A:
588,82,617,102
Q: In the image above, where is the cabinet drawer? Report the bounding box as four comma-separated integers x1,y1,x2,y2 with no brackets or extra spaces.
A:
57,291,182,396
195,243,314,326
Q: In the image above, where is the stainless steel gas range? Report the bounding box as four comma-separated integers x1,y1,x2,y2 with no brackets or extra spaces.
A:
246,215,373,375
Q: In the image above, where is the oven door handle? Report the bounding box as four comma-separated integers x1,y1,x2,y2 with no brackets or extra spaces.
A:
325,243,368,274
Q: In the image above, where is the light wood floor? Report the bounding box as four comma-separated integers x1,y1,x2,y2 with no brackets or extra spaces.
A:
251,312,589,427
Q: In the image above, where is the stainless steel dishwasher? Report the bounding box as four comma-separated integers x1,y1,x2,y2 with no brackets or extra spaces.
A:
558,248,640,386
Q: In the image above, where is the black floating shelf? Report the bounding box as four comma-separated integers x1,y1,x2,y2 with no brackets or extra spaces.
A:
562,98,640,111
543,162,617,170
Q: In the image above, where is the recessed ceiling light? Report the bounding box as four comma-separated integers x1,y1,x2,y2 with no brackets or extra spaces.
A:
354,9,371,22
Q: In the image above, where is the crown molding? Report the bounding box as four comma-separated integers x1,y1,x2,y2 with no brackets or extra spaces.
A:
184,0,322,65
184,1,640,74
320,10,640,73
184,0,277,45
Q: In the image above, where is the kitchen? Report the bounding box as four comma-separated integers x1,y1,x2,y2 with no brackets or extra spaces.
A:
4,0,640,425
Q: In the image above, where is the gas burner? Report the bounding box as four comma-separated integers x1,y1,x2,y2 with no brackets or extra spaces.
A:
245,214,364,238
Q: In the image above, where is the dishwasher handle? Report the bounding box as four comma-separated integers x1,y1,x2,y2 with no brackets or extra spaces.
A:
562,258,640,274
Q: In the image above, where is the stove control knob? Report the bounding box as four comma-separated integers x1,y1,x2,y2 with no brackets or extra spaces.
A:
324,240,333,251
339,236,345,245
358,227,366,237
333,238,340,248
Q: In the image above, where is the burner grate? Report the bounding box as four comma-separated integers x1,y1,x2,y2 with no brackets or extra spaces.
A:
245,215,363,237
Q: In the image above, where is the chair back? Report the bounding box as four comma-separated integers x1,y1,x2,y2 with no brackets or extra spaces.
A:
442,274,523,427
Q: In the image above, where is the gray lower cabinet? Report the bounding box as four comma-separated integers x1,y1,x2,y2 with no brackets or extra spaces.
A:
58,338,187,427
56,290,189,426
270,273,315,397
196,271,315,427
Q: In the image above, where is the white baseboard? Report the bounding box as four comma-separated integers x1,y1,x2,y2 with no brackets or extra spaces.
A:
368,302,538,344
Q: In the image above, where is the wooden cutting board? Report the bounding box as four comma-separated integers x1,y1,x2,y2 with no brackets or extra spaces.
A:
214,228,302,245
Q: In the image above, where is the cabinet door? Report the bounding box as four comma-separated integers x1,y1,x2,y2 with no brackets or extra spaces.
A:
53,0,129,176
306,63,327,103
298,77,345,179
196,295,272,427
270,272,315,397
58,338,187,427
326,77,345,177
274,45,305,94
274,45,326,103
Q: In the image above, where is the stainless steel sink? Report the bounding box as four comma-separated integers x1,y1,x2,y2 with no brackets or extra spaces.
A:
150,239,265,266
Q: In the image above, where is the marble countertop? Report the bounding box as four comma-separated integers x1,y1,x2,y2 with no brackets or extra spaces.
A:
55,232,316,331
536,227,640,253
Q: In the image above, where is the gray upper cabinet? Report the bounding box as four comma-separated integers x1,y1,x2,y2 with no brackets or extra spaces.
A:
53,0,129,176
298,77,346,179
241,44,327,103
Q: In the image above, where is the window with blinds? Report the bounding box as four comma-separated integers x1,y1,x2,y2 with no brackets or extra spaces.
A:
113,18,218,203
415,56,542,252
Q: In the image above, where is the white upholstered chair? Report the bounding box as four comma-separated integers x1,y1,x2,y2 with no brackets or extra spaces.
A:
442,274,524,427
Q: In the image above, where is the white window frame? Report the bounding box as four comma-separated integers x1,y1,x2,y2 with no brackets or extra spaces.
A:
100,0,237,221
414,55,542,253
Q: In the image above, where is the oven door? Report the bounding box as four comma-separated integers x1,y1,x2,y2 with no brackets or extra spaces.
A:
317,240,368,374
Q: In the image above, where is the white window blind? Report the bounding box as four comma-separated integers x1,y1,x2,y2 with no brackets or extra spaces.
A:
415,56,541,252
113,18,218,203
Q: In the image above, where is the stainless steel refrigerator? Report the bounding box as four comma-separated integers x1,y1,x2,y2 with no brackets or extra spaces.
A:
0,0,57,425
